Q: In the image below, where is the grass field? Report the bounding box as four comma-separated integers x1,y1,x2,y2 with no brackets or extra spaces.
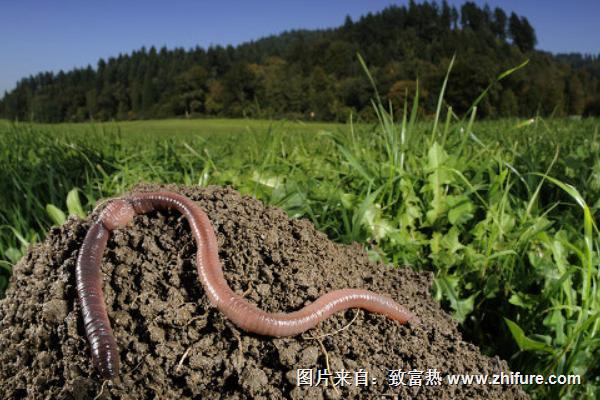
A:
0,112,598,398
14,118,343,138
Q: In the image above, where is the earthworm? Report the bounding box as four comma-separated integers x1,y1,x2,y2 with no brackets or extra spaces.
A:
76,191,415,380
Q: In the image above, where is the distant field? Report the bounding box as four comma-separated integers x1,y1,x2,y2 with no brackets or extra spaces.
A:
0,115,598,399
6,118,345,138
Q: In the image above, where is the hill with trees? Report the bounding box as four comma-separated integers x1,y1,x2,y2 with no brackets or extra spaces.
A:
1,0,599,122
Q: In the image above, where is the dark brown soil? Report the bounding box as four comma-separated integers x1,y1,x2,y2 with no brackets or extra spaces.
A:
0,184,527,399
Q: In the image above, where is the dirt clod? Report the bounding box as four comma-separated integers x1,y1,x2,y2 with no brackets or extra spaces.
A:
0,184,528,399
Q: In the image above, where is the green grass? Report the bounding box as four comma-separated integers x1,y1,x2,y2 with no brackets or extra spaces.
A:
21,118,342,139
0,109,598,399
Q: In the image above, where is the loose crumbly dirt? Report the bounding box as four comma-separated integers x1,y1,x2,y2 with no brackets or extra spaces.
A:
0,184,527,399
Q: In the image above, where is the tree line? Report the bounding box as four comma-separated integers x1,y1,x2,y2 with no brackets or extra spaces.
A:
1,1,599,123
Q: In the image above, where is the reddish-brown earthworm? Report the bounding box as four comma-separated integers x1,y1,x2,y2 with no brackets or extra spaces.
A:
76,191,415,380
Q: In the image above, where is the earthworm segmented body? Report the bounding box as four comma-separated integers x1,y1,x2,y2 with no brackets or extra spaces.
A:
76,191,415,380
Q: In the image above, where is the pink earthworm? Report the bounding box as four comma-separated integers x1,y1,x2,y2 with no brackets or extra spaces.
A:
76,191,415,380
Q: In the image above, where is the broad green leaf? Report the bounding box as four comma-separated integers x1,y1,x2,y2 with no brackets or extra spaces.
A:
442,227,464,254
426,142,449,171
508,293,537,309
429,228,464,267
425,204,444,226
339,192,354,209
273,189,306,218
366,248,385,263
504,318,553,353
371,218,394,241
543,310,566,345
433,274,475,323
498,213,515,233
447,196,474,226
183,173,192,186
361,202,379,229
452,293,476,323
66,188,86,218
360,202,394,241
251,171,282,188
423,142,454,225
46,204,66,226
4,247,22,264
397,178,422,228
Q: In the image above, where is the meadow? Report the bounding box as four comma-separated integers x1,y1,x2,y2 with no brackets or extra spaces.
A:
0,107,598,398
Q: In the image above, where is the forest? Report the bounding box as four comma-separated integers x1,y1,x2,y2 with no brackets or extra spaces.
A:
1,0,599,122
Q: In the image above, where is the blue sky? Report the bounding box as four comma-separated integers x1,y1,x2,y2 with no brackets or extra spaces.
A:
1,0,598,95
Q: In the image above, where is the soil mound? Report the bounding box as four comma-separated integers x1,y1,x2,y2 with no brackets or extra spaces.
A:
0,184,527,399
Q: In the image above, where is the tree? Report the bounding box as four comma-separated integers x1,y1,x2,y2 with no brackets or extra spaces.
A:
205,80,224,115
387,80,419,111
440,1,452,31
566,73,585,115
499,88,518,117
460,2,487,32
222,62,259,116
343,15,353,30
492,8,507,40
509,13,536,52
141,71,158,116
175,65,208,116
257,57,289,116
307,66,337,120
